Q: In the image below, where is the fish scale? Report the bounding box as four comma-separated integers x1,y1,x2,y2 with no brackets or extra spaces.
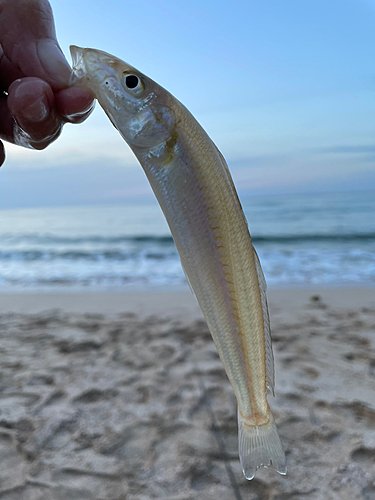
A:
70,45,286,480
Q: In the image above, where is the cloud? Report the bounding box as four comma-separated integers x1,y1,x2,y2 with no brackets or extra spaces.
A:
4,135,136,171
2,144,375,210
313,145,375,154
0,161,152,209
230,150,375,195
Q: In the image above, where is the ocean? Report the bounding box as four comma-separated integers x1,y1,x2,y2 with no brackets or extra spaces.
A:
0,190,374,291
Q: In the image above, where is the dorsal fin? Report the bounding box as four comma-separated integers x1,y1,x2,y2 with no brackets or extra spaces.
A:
253,247,275,395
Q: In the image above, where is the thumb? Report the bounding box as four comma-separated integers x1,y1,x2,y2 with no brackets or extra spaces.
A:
35,38,72,89
0,0,71,89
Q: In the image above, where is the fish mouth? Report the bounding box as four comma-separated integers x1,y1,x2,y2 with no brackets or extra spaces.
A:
69,46,119,87
69,45,86,85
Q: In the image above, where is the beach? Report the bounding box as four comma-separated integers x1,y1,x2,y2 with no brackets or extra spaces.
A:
0,287,374,499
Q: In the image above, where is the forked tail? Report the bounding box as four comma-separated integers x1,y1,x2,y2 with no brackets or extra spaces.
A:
238,410,287,480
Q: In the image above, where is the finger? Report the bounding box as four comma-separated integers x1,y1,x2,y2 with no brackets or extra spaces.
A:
0,0,71,90
55,87,95,124
0,94,15,142
0,140,5,166
0,45,24,92
7,77,62,149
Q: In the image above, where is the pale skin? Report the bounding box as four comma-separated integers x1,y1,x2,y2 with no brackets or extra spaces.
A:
0,0,94,165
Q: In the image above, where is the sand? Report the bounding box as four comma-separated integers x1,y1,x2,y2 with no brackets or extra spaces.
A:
0,287,374,500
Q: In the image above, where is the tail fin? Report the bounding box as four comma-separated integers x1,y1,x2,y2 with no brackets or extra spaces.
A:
238,410,287,480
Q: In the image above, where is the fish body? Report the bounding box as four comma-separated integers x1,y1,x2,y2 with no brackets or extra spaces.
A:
70,46,286,480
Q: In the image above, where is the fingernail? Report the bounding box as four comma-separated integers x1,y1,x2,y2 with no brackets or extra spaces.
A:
22,95,49,123
37,39,71,87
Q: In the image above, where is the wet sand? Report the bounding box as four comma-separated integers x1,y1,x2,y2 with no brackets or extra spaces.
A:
0,288,374,499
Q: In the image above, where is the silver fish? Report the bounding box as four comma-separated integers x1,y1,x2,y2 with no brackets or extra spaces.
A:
70,46,286,480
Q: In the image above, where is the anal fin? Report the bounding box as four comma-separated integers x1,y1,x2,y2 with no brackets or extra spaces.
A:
253,247,275,395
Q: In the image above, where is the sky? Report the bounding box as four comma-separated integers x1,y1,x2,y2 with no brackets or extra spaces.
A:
1,0,375,208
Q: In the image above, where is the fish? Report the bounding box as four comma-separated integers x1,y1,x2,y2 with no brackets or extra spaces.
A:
70,45,287,480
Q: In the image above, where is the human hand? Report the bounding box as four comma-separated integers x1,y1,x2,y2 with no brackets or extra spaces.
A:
0,0,94,165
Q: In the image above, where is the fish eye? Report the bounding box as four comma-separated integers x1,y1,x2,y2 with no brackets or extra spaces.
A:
125,75,139,89
123,73,144,93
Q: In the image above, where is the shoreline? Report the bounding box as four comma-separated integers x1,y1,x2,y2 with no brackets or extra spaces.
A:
0,285,374,317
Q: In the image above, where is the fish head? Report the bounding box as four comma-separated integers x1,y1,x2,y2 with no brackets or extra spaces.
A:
70,46,176,149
